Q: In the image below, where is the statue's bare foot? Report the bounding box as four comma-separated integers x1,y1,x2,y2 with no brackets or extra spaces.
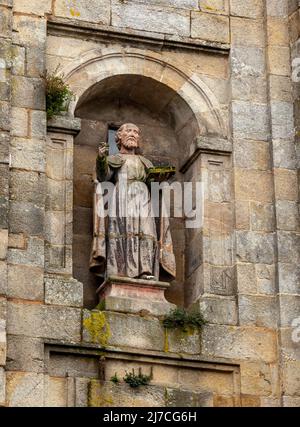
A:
140,274,156,280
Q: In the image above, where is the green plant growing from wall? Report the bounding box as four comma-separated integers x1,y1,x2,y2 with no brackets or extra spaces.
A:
123,368,152,388
162,307,207,333
46,69,74,119
110,373,120,384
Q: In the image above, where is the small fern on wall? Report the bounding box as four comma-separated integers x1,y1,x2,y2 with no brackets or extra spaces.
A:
46,69,74,119
162,307,207,333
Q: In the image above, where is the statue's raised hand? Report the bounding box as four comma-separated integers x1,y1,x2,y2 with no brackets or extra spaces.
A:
98,142,109,158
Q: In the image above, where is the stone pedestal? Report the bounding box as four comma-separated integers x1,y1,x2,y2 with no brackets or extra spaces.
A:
96,276,175,316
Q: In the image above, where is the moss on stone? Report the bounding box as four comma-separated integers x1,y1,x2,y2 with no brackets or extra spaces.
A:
88,379,114,407
83,310,111,347
164,328,169,353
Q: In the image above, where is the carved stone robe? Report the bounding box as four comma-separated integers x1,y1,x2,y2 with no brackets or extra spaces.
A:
89,153,176,281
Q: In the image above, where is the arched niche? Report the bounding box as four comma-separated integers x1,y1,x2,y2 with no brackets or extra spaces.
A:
66,50,226,309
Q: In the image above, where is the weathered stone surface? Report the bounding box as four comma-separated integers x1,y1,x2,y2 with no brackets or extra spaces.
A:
269,75,292,102
232,101,269,141
45,211,65,245
231,47,266,77
261,397,281,407
0,298,6,320
8,233,26,250
103,295,175,317
0,100,10,131
238,295,278,328
0,261,7,295
235,201,250,230
46,179,66,211
11,107,28,137
30,110,46,138
280,327,300,361
0,131,9,164
9,201,44,236
234,140,270,171
235,169,273,203
125,0,199,9
276,201,299,231
203,235,233,265
278,263,300,294
12,15,46,48
283,396,300,407
274,139,296,170
236,231,275,264
7,264,43,301
166,388,213,407
278,232,300,264
166,327,201,355
29,46,45,79
274,169,298,200
282,361,300,397
10,170,45,206
89,380,166,407
267,17,289,46
241,395,261,407
8,237,44,268
268,46,291,76
11,45,25,76
0,319,6,366
44,276,83,307
11,76,45,110
75,377,89,407
6,372,44,407
83,310,165,352
279,295,300,327
191,12,229,43
270,102,295,139
266,0,288,17
6,336,44,373
237,263,256,294
55,0,110,24
0,368,5,406
250,202,275,232
240,362,273,396
231,17,265,47
0,195,8,229
256,264,276,295
199,0,228,15
0,5,11,38
6,302,43,337
13,0,52,15
230,0,263,18
10,137,45,173
232,75,267,103
7,301,81,341
0,166,8,223
44,306,81,342
44,376,67,407
112,2,190,37
202,325,277,363
0,229,8,260
198,296,238,325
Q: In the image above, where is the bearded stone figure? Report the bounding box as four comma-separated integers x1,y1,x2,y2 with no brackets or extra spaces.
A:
89,123,176,282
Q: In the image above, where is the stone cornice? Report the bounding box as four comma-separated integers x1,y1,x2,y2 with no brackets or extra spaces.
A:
180,136,232,173
47,17,230,55
47,115,81,136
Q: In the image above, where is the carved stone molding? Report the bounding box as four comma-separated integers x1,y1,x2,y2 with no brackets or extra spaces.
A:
47,17,230,55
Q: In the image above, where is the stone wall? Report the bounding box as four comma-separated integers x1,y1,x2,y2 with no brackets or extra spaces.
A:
0,0,299,407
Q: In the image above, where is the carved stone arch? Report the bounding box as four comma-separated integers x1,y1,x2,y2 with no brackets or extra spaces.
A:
62,48,229,308
62,48,227,143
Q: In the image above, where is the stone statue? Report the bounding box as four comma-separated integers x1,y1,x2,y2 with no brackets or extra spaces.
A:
89,123,176,282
